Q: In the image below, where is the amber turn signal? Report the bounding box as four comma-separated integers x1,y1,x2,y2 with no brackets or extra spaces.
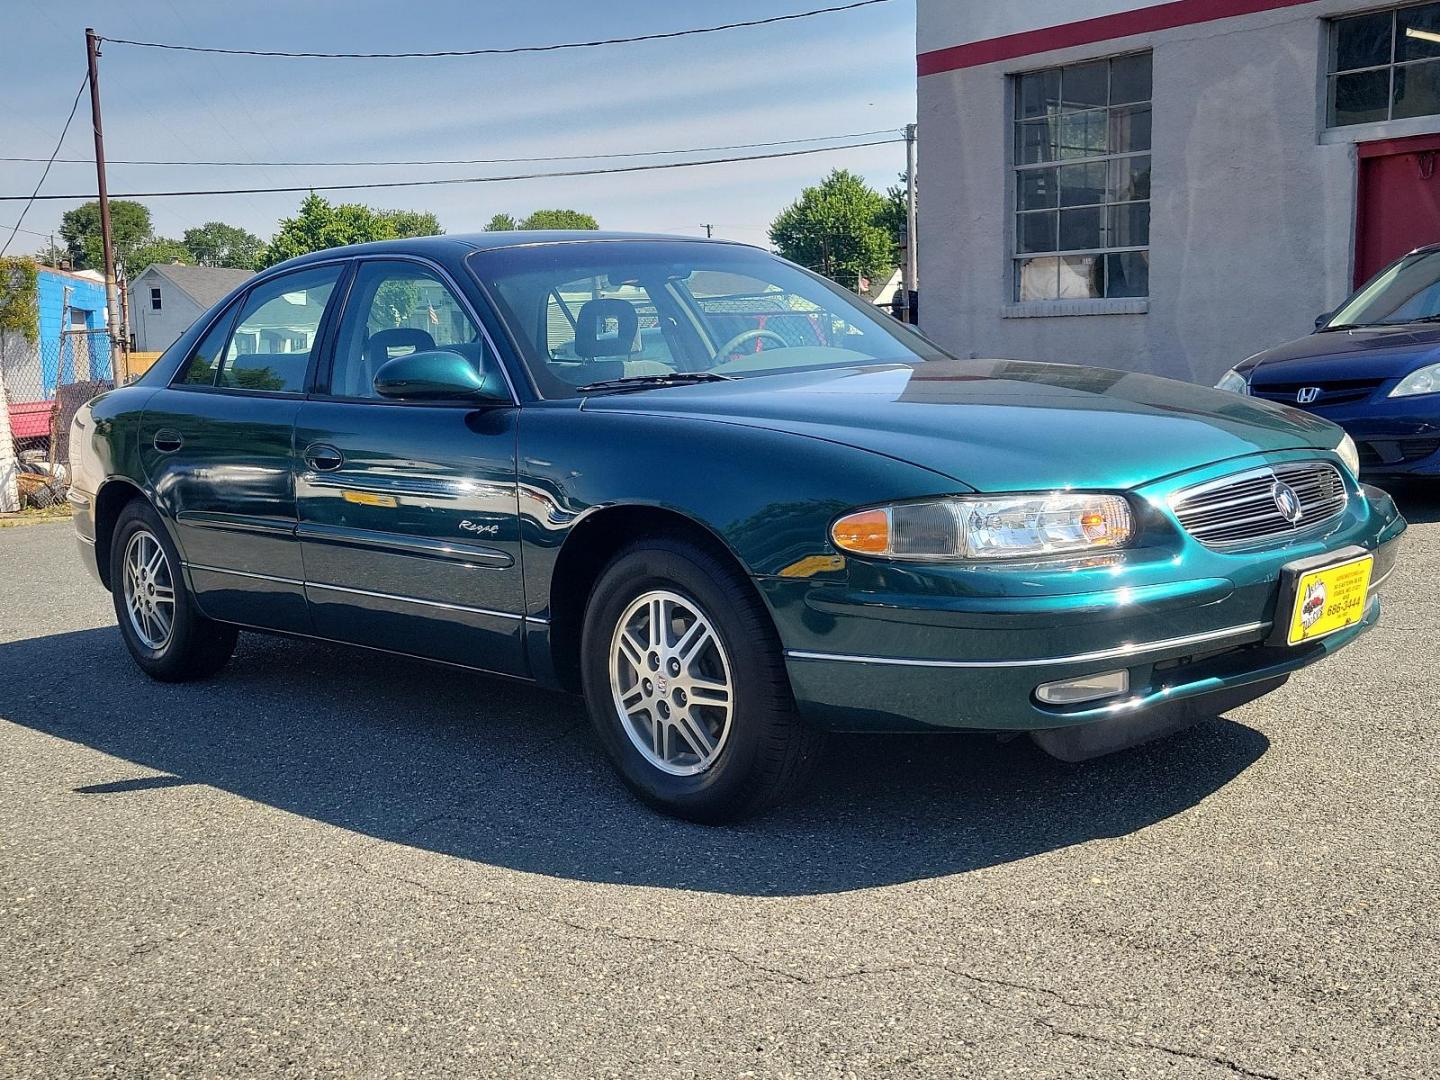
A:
831,508,891,555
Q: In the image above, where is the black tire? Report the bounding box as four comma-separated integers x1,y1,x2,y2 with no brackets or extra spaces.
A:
579,536,822,823
109,500,238,682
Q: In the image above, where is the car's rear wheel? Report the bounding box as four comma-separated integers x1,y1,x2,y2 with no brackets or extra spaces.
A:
580,537,822,823
110,501,238,681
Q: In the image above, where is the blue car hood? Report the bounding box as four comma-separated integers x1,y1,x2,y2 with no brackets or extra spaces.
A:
1245,324,1440,383
586,360,1338,492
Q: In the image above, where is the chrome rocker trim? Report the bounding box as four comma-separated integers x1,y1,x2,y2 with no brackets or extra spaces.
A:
786,621,1271,670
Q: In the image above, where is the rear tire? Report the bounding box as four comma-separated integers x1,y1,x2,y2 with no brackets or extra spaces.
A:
110,500,238,682
580,536,822,823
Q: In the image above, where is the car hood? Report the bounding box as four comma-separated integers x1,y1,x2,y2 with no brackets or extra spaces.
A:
1245,324,1440,383
585,359,1338,492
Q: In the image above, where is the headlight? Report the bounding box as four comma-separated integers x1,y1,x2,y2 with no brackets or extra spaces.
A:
831,493,1133,562
1215,368,1251,395
1333,431,1360,478
1389,362,1440,398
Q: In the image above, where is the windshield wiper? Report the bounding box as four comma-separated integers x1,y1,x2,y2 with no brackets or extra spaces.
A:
575,371,737,394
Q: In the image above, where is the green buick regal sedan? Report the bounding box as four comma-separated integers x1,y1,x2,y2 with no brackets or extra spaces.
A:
68,233,1406,821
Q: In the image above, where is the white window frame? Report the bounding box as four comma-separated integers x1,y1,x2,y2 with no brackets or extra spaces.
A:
1327,2,1440,130
1008,51,1153,312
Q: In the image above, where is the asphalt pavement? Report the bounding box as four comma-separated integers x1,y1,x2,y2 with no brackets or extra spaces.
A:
1,487,1437,1079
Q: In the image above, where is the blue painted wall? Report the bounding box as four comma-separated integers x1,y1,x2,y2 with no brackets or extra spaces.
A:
36,268,112,395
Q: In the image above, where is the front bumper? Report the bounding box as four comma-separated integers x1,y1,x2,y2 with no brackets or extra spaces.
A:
1290,398,1440,477
763,461,1406,734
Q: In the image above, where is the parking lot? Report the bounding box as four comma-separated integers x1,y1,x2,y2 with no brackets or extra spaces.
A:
0,489,1436,1080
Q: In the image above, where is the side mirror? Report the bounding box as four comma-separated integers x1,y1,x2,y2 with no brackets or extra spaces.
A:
373,350,507,403
1314,310,1333,331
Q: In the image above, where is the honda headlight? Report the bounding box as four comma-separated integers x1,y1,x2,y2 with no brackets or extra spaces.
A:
1333,432,1360,478
1215,368,1251,395
831,494,1133,562
1389,362,1440,398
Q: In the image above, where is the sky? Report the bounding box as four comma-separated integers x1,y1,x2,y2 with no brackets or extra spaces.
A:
0,1,917,258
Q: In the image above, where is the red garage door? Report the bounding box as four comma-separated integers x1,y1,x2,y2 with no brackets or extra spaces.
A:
1355,133,1440,287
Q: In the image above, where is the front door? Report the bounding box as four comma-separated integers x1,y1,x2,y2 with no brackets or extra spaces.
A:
293,258,526,675
1356,133,1440,286
139,263,345,632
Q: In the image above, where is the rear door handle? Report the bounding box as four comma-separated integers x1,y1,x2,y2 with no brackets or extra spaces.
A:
153,429,183,453
304,443,345,472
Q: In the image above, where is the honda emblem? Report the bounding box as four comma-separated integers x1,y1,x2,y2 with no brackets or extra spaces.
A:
1295,386,1321,405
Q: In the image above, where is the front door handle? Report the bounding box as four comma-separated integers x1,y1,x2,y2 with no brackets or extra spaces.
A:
153,429,183,454
304,443,345,472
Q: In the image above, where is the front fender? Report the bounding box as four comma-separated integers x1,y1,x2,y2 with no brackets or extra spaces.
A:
516,405,970,609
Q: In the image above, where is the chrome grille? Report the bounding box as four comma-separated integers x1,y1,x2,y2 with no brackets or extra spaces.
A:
1171,461,1348,548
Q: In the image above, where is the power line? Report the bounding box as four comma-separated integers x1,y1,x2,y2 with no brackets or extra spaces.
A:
98,0,894,58
0,129,902,169
0,137,904,202
0,221,55,240
0,73,88,257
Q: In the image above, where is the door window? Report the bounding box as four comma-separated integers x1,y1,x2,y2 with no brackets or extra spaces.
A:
212,265,342,393
328,261,495,399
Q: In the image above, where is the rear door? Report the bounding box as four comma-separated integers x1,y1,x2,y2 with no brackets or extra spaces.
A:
139,263,346,632
293,257,527,675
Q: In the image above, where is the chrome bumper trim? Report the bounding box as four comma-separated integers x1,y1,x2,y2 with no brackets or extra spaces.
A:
786,621,1270,670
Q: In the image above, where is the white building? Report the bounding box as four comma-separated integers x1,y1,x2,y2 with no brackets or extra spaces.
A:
128,264,252,353
917,0,1440,384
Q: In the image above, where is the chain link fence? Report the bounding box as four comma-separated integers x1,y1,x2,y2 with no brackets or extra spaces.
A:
1,329,114,511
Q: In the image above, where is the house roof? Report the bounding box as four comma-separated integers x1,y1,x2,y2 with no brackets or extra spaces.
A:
138,263,254,309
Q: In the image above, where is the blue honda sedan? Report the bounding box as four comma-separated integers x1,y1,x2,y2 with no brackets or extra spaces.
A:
1216,244,1440,478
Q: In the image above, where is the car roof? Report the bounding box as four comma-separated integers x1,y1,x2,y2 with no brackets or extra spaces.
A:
267,231,750,274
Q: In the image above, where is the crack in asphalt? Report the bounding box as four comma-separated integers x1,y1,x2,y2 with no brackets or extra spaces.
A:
9,938,167,1013
1035,1017,1285,1079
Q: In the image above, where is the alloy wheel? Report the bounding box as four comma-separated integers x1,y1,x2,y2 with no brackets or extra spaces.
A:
609,589,734,776
122,529,176,651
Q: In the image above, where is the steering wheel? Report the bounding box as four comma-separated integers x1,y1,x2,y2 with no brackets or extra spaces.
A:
714,327,791,360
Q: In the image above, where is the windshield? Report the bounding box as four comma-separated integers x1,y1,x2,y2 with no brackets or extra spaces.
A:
1327,248,1440,328
467,240,945,398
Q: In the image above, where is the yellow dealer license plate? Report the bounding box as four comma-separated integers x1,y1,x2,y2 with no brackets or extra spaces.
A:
1286,554,1373,645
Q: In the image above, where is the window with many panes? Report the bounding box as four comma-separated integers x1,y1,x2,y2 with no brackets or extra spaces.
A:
1013,52,1152,302
1329,3,1440,127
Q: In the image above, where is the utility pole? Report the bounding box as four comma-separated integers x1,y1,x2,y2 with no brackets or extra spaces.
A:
702,224,714,239
901,123,918,325
85,27,127,384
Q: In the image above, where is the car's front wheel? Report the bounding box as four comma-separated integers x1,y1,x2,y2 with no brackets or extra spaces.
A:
110,500,238,681
580,537,821,823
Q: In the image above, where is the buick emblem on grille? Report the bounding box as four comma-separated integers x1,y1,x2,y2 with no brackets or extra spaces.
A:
1295,386,1321,404
1271,480,1304,525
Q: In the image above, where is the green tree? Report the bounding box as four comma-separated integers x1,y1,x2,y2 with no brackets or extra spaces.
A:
59,200,155,271
484,212,519,232
769,169,893,289
254,194,445,269
380,209,444,238
182,221,264,268
0,257,39,343
518,209,599,230
126,237,190,273
878,171,910,265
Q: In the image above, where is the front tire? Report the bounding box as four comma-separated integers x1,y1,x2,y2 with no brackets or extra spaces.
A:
110,500,238,682
580,537,821,823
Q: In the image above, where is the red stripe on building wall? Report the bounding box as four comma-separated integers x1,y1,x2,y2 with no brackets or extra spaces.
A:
918,0,1318,76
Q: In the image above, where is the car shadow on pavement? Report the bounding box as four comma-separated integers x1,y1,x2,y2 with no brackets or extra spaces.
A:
0,626,1269,896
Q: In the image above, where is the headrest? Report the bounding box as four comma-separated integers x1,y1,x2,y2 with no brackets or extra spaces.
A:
575,298,640,358
367,328,435,368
